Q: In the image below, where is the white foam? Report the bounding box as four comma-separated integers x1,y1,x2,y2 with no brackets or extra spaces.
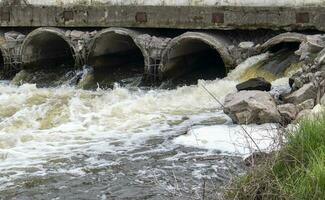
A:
173,124,280,156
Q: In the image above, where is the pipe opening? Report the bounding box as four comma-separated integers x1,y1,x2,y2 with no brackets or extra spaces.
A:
87,32,145,89
163,39,226,86
268,42,301,53
16,31,78,87
22,32,75,69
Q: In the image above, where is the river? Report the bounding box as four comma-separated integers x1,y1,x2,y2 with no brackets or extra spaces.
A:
0,53,290,199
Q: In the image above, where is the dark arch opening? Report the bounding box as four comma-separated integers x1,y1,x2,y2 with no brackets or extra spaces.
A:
22,32,75,69
87,33,145,88
262,42,302,75
18,31,76,87
268,42,301,53
163,39,226,86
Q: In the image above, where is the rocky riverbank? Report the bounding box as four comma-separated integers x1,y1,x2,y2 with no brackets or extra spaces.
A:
223,34,325,126
222,34,325,200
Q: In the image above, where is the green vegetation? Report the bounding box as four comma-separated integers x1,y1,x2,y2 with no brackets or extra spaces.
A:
224,113,325,200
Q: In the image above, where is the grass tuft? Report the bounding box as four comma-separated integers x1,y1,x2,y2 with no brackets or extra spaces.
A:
224,113,325,200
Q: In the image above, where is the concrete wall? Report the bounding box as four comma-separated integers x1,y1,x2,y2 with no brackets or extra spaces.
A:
1,5,325,32
20,0,325,7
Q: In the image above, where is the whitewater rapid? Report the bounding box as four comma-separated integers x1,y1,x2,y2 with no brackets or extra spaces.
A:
0,53,285,198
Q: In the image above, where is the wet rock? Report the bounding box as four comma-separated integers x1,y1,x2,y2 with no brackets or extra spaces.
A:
284,83,317,104
297,99,315,111
278,103,298,122
239,41,255,49
315,48,325,65
269,82,292,104
236,77,271,92
290,69,306,90
224,91,281,125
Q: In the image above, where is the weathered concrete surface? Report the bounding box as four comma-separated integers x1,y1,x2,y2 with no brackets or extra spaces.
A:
1,5,325,31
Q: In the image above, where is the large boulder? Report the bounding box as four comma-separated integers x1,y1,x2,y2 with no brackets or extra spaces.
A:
284,83,317,104
296,35,325,60
224,91,281,125
236,77,272,92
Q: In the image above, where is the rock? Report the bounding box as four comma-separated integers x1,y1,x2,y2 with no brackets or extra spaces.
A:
65,30,71,37
307,72,315,82
295,109,313,122
70,30,84,38
285,83,317,104
224,91,281,125
306,35,325,53
315,71,325,79
4,31,20,40
236,77,271,92
269,81,292,104
278,103,298,122
296,35,325,60
292,77,304,90
321,94,325,105
312,104,324,115
16,34,25,40
297,99,315,111
239,41,255,49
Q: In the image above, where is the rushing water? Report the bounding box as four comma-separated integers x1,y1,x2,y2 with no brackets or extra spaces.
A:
0,53,292,199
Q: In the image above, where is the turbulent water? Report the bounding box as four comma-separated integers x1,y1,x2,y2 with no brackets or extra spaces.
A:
0,53,291,199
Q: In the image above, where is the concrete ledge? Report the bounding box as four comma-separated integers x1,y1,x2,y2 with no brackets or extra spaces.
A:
1,5,325,31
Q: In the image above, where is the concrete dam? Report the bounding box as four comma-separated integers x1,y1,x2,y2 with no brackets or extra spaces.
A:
0,0,324,87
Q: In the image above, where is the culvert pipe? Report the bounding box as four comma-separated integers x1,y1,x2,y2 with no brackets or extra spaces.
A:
260,32,307,53
86,28,149,87
257,32,307,76
160,32,234,84
20,27,79,70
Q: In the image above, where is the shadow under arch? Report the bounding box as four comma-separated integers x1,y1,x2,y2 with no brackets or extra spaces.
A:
260,32,306,53
160,32,233,86
21,27,77,70
87,28,147,88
